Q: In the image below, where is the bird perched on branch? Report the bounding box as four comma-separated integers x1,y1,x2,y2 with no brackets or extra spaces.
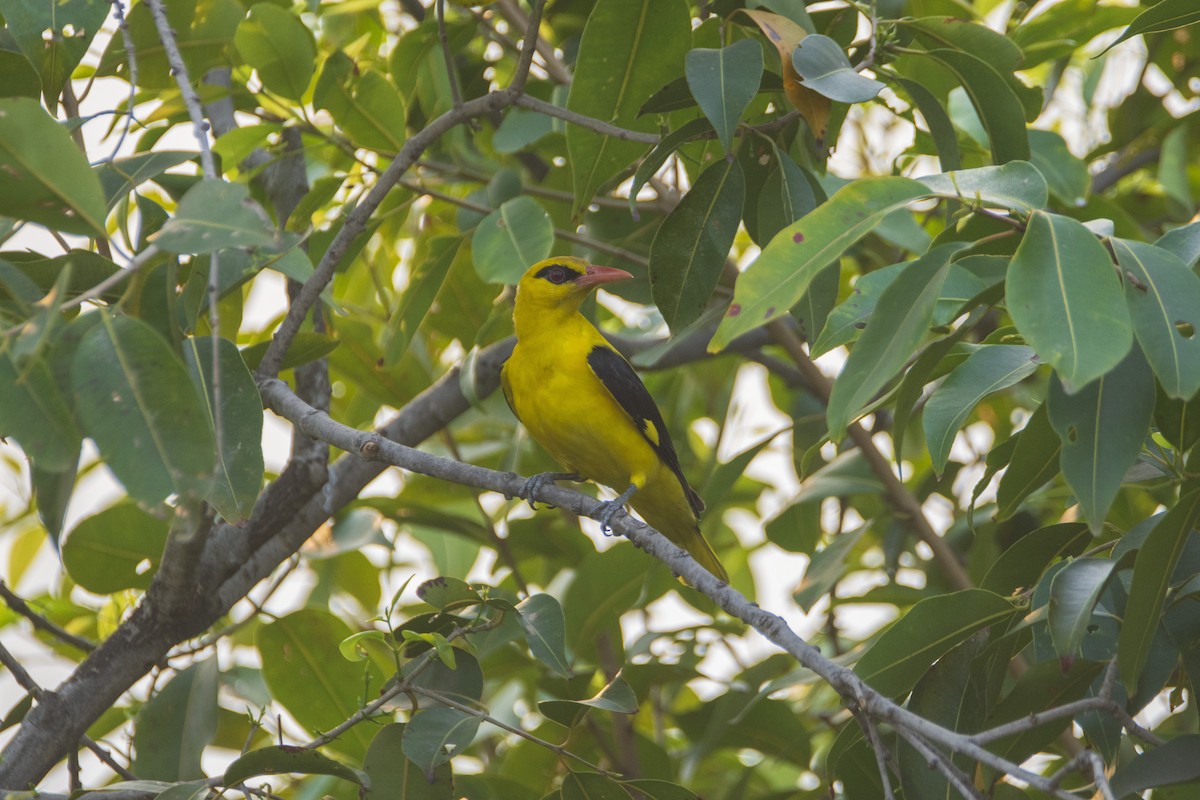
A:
500,257,729,583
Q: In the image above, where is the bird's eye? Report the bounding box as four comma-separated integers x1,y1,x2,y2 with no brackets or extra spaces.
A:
546,266,568,284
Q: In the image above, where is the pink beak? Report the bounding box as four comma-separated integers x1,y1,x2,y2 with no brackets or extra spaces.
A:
575,265,634,288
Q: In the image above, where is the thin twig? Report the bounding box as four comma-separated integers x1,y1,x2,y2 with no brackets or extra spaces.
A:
436,0,465,110
0,581,96,653
895,727,984,800
513,95,659,144
105,0,139,164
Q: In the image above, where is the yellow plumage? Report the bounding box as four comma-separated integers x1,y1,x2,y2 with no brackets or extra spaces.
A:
500,257,728,583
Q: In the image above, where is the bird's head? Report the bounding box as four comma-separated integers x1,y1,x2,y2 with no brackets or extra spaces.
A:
515,257,634,314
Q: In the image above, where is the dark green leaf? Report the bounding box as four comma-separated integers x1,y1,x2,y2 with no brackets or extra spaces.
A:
471,197,554,285
257,609,381,758
791,34,883,103
1048,558,1118,658
72,315,215,505
416,576,484,610
854,589,1014,696
1046,346,1154,532
539,675,638,728
924,345,1039,475
1028,130,1089,206
1113,238,1200,400
97,151,197,210
566,0,690,214
916,161,1048,214
685,39,763,154
31,450,78,548
995,402,1062,520
0,97,107,235
895,77,960,172
62,502,168,593
984,658,1104,762
1119,490,1200,691
133,660,218,781
1156,221,1200,269
917,49,1030,164
240,332,340,372
101,0,242,90
183,337,263,525
0,0,109,102
0,49,42,100
649,158,744,332
1007,210,1132,391
363,724,453,800
313,52,407,152
794,526,865,612
561,772,631,800
0,347,80,471
384,237,462,364
754,144,817,245
711,176,928,350
980,523,1090,597
516,593,571,678
828,245,959,440
902,16,1022,72
152,180,281,255
1102,0,1200,54
627,117,713,218
234,4,315,101
224,745,366,788
402,707,481,775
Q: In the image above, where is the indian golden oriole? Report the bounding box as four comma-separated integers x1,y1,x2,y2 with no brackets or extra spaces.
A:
500,257,729,583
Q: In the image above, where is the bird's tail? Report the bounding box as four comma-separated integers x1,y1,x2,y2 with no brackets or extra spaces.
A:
654,515,729,585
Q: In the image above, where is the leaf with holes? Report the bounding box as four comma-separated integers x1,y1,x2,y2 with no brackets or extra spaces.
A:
1113,238,1200,400
1048,558,1118,658
1046,347,1154,533
1007,211,1132,391
0,0,110,103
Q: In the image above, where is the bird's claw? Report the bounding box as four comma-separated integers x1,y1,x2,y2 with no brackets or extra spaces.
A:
518,472,582,510
595,499,623,536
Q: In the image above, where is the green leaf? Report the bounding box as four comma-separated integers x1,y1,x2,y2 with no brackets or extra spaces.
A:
314,52,407,152
794,526,866,612
561,772,631,800
1007,210,1132,391
0,0,109,103
152,180,281,255
924,345,1040,475
827,245,958,440
72,315,215,505
980,522,1090,597
1110,734,1200,797
1156,221,1200,269
623,780,700,800
96,151,198,210
754,143,818,246
240,331,339,372
471,197,554,284
984,658,1104,762
1028,130,1089,206
684,39,763,154
0,47,43,100
402,707,481,776
1046,347,1155,533
566,0,691,214
133,660,218,781
0,347,80,471
416,576,484,610
649,157,744,332
1113,238,1200,400
224,745,366,788
516,593,571,678
539,675,638,728
257,609,381,758
902,16,1022,72
62,502,168,593
791,34,884,103
1048,558,1118,658
995,402,1062,520
564,546,653,665
710,176,928,351
234,4,315,101
627,117,713,218
854,589,1015,697
101,0,242,90
31,450,79,549
895,77,960,172
0,97,107,235
182,336,264,525
917,49,1030,164
1102,0,1200,55
916,161,1048,214
1119,490,1200,691
363,724,453,800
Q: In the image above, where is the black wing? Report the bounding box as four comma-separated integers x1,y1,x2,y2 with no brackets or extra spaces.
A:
587,345,704,517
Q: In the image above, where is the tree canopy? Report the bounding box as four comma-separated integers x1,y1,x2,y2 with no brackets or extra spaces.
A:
1,0,1199,798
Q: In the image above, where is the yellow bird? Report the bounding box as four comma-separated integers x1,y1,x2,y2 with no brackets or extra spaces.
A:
500,257,729,583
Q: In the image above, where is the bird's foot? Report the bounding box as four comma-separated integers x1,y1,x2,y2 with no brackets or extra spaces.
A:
519,472,582,509
595,484,638,535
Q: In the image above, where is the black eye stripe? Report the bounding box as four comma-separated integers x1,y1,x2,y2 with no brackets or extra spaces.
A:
535,263,582,284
